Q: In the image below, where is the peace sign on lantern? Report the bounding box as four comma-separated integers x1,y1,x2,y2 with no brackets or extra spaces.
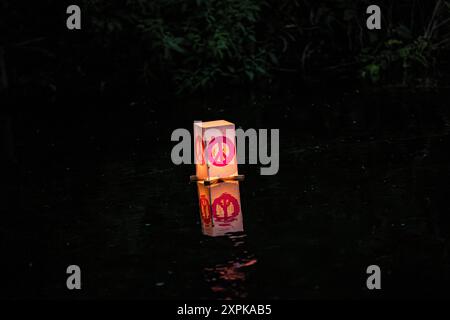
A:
206,135,236,167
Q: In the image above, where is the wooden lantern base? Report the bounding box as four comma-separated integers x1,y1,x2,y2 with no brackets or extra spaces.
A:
190,174,245,186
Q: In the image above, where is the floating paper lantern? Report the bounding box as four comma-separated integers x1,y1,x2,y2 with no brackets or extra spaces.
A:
193,120,244,237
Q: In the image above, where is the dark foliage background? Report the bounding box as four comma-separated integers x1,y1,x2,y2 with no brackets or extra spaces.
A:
2,0,450,100
59,0,450,98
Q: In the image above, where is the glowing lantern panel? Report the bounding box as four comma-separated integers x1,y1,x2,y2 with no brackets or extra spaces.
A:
194,120,238,180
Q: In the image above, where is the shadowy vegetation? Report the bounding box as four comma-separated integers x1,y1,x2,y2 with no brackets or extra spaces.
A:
359,0,450,85
2,1,450,97
82,0,272,93
77,0,450,93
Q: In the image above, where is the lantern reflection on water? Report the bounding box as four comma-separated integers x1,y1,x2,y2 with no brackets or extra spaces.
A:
193,120,244,237
197,180,243,237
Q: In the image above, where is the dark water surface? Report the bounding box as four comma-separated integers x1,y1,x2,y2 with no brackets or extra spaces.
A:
3,89,450,299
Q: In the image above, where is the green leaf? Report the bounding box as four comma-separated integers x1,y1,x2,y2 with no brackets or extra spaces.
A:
269,52,279,65
164,37,185,53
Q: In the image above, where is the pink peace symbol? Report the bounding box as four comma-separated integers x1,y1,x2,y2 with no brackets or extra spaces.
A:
206,136,236,167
